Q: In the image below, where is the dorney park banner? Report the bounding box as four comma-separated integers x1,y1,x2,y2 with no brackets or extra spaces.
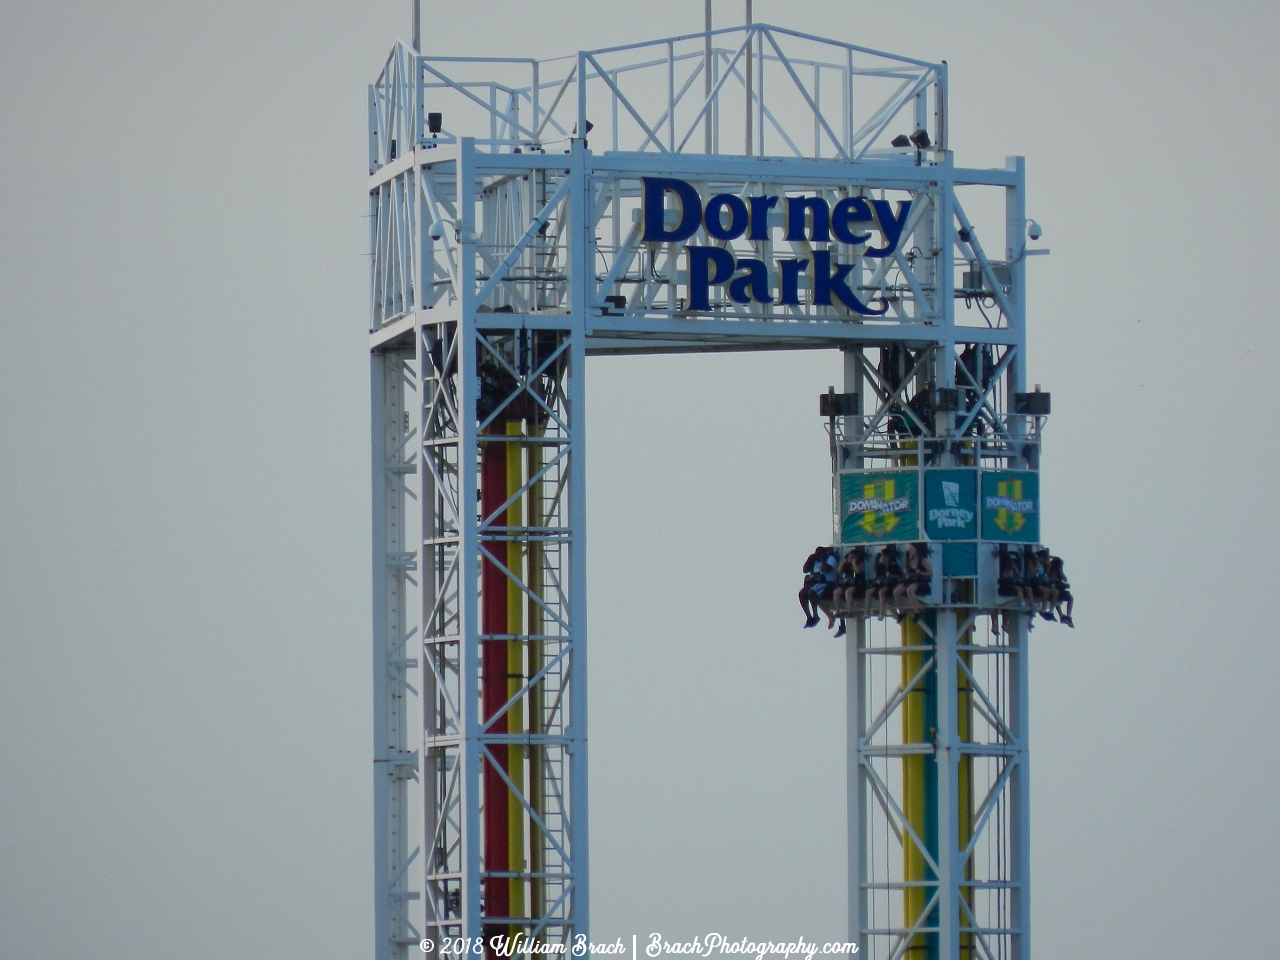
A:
642,177,911,315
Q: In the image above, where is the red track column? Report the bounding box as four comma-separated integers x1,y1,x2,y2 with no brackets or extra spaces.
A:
480,431,510,940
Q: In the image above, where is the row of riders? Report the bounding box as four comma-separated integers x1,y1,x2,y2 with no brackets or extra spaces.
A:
799,543,1073,637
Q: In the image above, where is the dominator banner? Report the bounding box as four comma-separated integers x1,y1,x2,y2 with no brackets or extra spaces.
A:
980,470,1040,543
840,470,920,544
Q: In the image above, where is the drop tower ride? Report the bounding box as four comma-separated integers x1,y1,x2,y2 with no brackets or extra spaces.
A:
369,14,1048,960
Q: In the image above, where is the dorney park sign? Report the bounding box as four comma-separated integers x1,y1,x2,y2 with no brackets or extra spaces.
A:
641,177,912,315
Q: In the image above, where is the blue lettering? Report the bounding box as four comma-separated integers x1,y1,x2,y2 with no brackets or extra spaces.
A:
703,194,749,241
778,258,809,306
748,195,777,240
864,199,912,258
642,177,702,243
687,246,736,311
812,250,887,315
785,196,830,242
628,179,913,315
831,197,873,245
727,258,773,304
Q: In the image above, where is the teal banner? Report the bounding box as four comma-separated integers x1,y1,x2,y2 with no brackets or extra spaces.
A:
924,469,978,540
840,470,920,544
980,471,1040,543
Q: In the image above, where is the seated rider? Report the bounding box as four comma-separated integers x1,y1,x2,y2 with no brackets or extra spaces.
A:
829,547,867,637
894,542,933,620
799,546,838,629
1048,553,1074,627
997,546,1029,607
1031,548,1057,621
871,545,903,619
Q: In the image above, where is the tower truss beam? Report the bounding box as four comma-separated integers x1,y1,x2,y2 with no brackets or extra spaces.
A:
371,25,1041,959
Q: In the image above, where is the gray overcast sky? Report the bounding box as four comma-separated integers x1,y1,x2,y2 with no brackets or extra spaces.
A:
2,1,1279,957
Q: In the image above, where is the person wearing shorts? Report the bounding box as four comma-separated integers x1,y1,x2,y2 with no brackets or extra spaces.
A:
895,542,933,620
871,545,903,618
1049,554,1074,627
997,547,1029,606
799,546,837,628
830,547,867,637
1031,548,1057,621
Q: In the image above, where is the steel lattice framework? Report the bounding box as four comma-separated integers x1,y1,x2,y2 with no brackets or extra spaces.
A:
369,22,1043,960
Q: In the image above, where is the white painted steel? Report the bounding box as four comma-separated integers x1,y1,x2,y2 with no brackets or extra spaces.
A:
370,22,1043,959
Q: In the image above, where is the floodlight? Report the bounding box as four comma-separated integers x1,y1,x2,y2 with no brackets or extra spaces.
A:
820,389,859,417
909,128,931,149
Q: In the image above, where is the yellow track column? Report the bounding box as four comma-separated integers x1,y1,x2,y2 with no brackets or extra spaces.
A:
901,618,937,959
505,422,527,926
958,632,974,959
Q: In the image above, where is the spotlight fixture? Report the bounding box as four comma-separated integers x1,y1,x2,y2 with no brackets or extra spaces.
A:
891,134,912,148
909,128,931,149
427,112,443,134
1013,386,1051,415
819,388,860,418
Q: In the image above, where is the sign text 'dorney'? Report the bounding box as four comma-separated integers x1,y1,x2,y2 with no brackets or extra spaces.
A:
641,177,912,315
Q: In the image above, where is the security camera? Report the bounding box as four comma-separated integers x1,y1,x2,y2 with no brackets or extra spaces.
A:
1027,219,1043,241
428,219,447,241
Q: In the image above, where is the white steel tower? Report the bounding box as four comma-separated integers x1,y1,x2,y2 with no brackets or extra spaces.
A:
369,20,1047,960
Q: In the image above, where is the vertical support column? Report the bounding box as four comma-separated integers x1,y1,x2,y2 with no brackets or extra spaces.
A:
1005,156,1028,446
755,26,764,157
744,3,753,156
457,140,484,942
704,1,713,155
844,48,854,157
901,617,937,960
378,139,598,953
373,348,417,960
1009,614,1031,960
933,611,960,960
1004,157,1027,350
566,139,592,943
842,348,864,946
956,627,974,960
577,54,588,152
566,330,590,938
1006,157,1031,959
418,315,455,955
847,616,866,950
937,168,956,379
372,353,396,960
935,63,948,153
